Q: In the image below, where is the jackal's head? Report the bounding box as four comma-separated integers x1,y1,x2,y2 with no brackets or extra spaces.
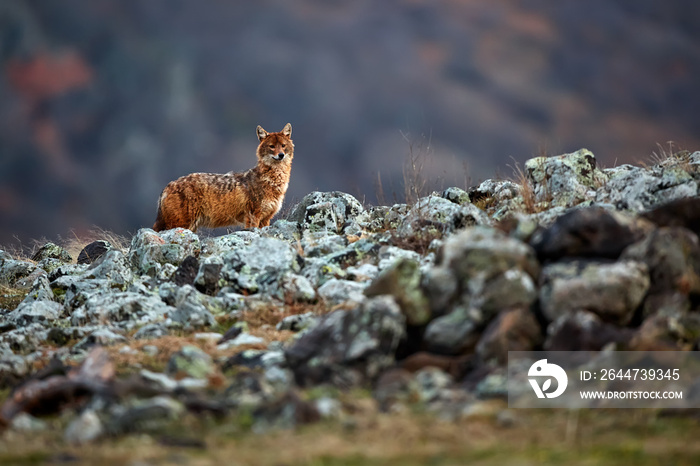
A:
256,123,294,166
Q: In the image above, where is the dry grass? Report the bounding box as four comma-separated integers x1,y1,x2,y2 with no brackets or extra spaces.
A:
507,158,538,214
2,407,699,465
62,227,131,263
645,141,693,173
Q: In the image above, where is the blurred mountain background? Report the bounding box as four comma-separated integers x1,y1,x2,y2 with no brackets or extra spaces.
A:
1,0,699,247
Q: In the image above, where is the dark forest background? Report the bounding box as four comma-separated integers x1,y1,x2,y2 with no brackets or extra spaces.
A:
1,0,699,246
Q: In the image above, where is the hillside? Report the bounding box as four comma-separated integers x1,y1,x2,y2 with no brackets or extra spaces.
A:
1,148,700,463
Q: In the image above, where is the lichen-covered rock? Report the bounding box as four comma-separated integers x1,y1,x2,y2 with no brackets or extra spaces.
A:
642,197,700,237
397,195,489,238
107,396,184,434
129,228,201,276
6,300,63,326
73,328,128,352
82,250,134,289
317,278,366,306
301,231,347,258
32,243,72,274
19,272,53,304
470,179,521,203
539,260,650,325
220,236,300,294
477,268,537,316
621,227,700,298
597,164,698,212
525,148,607,207
287,191,364,234
285,296,406,387
160,284,219,329
166,345,215,379
364,257,430,326
0,323,49,354
0,349,31,385
438,226,540,284
423,303,483,355
276,312,318,332
70,292,172,329
530,207,653,261
476,307,542,364
0,259,40,290
629,313,700,351
441,187,471,204
64,409,104,444
544,310,633,351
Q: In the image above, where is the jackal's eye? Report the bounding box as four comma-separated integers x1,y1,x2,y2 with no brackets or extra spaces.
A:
281,144,286,148
269,144,275,149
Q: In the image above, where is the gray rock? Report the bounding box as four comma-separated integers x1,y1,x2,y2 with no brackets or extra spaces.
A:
19,272,54,304
598,164,698,212
301,231,347,258
220,236,300,294
217,333,265,350
472,179,521,202
276,312,319,332
64,410,104,444
423,304,482,355
525,148,607,207
287,191,364,234
83,250,133,289
530,207,653,261
194,256,224,296
133,323,170,340
166,345,215,379
476,308,543,364
544,309,633,351
7,300,63,326
441,187,470,204
163,285,218,329
398,195,489,238
438,227,540,284
271,273,317,303
107,396,184,434
365,257,430,326
539,260,650,325
0,323,49,353
0,349,31,382
317,278,366,305
77,240,113,265
285,296,406,386
129,228,201,276
70,292,172,329
478,268,537,315
377,246,421,271
621,227,700,298
11,413,49,432
263,219,302,242
32,242,72,264
0,259,39,290
73,328,127,352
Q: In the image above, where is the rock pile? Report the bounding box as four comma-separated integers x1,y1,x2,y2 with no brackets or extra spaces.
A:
1,149,700,440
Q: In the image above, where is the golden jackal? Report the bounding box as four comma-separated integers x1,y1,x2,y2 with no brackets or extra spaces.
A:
153,123,294,232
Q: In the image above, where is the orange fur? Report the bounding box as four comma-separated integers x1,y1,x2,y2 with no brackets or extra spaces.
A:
153,123,294,232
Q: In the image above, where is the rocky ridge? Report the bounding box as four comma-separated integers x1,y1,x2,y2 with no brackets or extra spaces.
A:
2,148,700,443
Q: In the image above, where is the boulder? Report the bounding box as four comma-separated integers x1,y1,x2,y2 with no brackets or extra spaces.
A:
539,260,650,325
285,296,406,387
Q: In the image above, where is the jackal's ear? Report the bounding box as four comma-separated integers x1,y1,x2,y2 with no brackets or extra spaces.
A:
281,123,292,138
257,126,268,141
